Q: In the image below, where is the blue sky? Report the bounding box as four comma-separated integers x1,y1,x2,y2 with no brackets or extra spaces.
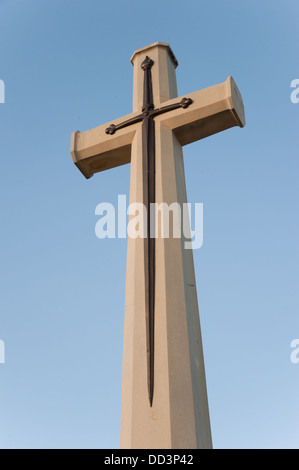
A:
0,0,298,449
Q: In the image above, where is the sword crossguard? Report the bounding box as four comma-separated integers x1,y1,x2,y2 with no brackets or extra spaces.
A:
180,97,193,108
105,124,116,135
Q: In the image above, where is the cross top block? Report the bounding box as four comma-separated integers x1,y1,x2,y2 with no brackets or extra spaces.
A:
130,42,178,68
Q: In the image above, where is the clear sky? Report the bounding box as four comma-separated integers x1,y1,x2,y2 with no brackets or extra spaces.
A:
0,0,298,449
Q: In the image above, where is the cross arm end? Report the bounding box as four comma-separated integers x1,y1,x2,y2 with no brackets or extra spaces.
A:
157,76,246,146
70,115,137,178
226,75,245,128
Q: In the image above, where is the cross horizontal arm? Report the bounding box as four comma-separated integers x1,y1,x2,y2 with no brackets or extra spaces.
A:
71,111,141,178
71,76,244,179
155,76,245,146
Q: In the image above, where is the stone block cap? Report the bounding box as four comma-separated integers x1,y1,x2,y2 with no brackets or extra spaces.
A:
130,42,178,68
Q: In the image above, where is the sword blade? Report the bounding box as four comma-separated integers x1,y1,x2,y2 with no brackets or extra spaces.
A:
142,115,155,407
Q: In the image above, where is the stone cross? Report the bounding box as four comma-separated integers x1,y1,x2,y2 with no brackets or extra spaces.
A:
70,42,245,449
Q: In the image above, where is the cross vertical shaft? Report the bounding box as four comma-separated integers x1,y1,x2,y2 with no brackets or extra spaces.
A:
121,43,212,448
